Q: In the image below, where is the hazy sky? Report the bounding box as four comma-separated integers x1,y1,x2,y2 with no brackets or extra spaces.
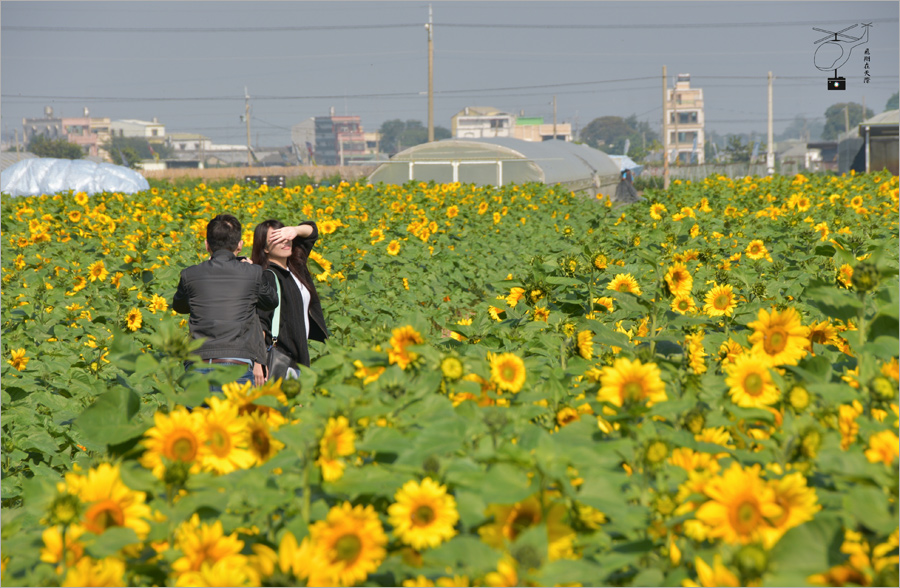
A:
2,1,898,147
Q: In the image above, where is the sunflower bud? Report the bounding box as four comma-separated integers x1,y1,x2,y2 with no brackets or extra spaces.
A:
683,410,706,435
851,262,879,292
788,386,811,411
164,460,191,489
440,356,464,381
734,544,768,581
800,428,822,459
46,492,82,527
644,440,669,465
422,456,440,475
654,493,676,516
511,544,543,571
281,378,302,399
869,376,895,401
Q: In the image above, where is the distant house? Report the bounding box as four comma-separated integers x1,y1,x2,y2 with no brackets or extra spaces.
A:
665,73,706,164
22,107,64,143
292,109,367,166
512,116,572,142
111,118,165,140
166,133,212,153
451,107,516,139
856,109,898,175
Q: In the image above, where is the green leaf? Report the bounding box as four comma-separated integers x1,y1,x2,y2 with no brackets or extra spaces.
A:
844,486,896,534
74,387,147,448
83,527,140,559
767,514,842,583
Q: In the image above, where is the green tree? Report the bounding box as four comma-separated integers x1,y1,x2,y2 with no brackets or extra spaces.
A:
579,115,658,161
377,119,450,155
103,136,172,162
778,115,824,142
885,92,899,111
821,103,874,140
27,135,83,159
724,135,752,163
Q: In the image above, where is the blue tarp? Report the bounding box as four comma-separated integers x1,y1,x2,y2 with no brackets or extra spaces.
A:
608,155,644,178
0,158,150,197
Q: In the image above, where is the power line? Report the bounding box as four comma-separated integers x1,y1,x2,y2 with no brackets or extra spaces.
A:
6,17,896,33
5,24,423,33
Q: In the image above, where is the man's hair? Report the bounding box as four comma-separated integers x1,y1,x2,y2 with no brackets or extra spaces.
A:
206,214,242,253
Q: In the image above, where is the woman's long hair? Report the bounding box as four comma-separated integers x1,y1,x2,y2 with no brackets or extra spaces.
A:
251,219,318,303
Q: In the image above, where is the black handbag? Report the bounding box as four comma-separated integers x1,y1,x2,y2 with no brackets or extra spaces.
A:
266,269,294,381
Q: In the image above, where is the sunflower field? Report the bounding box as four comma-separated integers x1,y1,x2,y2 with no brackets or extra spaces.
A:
1,172,898,587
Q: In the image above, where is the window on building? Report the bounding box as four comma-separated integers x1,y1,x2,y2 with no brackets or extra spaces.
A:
151,129,159,136
490,118,508,129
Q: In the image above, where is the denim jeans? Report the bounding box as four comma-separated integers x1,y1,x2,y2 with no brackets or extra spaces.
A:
190,361,254,396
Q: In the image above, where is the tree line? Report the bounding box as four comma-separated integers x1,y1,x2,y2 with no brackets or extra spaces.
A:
10,92,898,166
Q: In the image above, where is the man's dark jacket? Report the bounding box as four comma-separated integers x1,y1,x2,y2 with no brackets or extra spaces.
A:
257,221,329,368
172,249,279,365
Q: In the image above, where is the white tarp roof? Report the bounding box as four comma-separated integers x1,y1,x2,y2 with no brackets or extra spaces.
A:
1,158,150,197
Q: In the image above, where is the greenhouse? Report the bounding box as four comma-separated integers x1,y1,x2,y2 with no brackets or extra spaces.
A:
368,137,622,197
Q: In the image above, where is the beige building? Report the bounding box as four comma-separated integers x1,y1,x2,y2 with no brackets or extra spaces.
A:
451,107,516,138
665,73,705,164
512,117,572,142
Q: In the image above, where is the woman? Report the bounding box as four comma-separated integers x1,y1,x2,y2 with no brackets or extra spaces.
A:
250,219,329,378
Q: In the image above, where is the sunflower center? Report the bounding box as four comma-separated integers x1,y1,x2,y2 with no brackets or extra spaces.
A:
501,364,516,382
509,510,539,540
734,500,760,534
743,373,764,396
209,427,231,457
714,294,730,309
333,533,362,563
83,499,125,534
623,381,645,402
412,505,435,526
764,329,787,354
168,432,198,462
251,428,271,456
677,300,689,310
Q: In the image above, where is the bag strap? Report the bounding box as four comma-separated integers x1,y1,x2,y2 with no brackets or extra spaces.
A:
267,269,282,343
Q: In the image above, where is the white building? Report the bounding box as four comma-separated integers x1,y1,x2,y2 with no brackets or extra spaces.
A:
665,74,705,164
166,133,212,152
110,118,166,139
451,107,516,139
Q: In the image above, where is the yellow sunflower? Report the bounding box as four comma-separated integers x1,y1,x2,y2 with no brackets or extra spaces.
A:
174,556,258,587
671,295,697,315
694,462,782,545
246,412,285,466
665,262,693,297
725,353,780,408
172,514,246,576
747,307,810,367
556,407,581,427
745,240,770,261
532,306,550,322
607,273,642,295
837,263,854,288
597,357,667,407
592,296,615,314
764,473,821,547
865,430,899,465
807,319,839,350
7,348,28,371
388,325,424,370
488,352,527,393
388,477,459,551
479,492,575,561
63,462,152,540
317,416,356,481
61,556,126,588
139,408,207,480
684,555,740,587
505,287,526,308
87,260,108,282
576,330,594,359
649,203,668,220
200,397,256,475
306,502,388,587
386,240,401,256
125,307,143,331
685,331,707,375
702,284,737,318
222,379,287,428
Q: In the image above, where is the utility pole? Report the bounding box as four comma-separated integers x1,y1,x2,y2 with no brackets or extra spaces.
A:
663,65,669,190
672,77,679,167
14,129,20,160
767,71,775,175
844,103,850,135
245,86,252,167
553,95,557,140
427,4,434,142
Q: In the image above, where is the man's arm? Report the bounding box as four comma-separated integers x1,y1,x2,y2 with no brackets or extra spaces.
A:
256,269,279,311
172,275,191,314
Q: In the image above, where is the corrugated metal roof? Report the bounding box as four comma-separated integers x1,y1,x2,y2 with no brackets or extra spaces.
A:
0,151,37,172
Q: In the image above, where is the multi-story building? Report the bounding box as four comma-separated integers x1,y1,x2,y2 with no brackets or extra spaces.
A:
22,106,64,142
451,107,516,138
166,133,213,153
315,113,365,165
512,116,573,142
110,118,166,140
665,73,705,164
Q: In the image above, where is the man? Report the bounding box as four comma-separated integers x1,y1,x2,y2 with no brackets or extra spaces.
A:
173,214,279,388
